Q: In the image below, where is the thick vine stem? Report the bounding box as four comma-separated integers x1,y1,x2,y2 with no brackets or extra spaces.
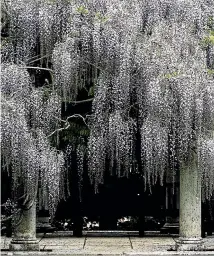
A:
47,114,88,138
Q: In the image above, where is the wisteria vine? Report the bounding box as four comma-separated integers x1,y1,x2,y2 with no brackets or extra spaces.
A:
1,0,214,208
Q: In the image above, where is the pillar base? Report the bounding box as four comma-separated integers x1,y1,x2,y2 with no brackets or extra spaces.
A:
9,238,40,251
175,237,204,251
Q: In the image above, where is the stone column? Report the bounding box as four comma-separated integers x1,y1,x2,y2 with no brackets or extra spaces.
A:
176,158,203,251
10,202,39,251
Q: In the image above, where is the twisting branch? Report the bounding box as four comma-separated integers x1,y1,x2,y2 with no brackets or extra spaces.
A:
27,54,51,64
47,124,71,138
69,98,94,104
18,66,54,73
47,114,88,138
65,114,88,126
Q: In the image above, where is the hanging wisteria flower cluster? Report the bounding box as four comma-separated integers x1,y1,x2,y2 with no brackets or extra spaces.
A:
1,64,64,217
1,0,214,201
200,139,214,200
87,0,214,196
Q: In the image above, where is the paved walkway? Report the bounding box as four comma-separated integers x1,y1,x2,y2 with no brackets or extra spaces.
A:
1,234,214,255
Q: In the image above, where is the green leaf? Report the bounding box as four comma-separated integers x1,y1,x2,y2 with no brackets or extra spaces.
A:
95,12,109,23
76,6,89,15
88,86,95,97
207,69,214,75
207,17,214,28
163,71,180,79
201,31,214,46
46,0,56,4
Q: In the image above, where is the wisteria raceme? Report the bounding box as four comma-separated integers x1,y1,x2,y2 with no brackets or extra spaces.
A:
39,0,73,58
77,144,85,201
30,90,61,136
107,111,134,177
5,0,39,62
1,97,31,197
1,64,64,216
52,38,80,102
1,64,31,100
200,139,214,200
141,116,168,189
88,134,106,192
36,130,65,218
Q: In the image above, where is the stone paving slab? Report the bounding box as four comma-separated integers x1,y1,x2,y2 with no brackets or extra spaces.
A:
43,245,84,251
131,237,174,244
1,237,12,249
84,245,132,250
39,237,85,245
131,237,175,251
203,237,214,250
86,237,131,245
82,237,132,253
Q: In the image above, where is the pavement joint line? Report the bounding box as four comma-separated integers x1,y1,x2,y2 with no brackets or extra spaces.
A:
83,237,87,249
4,236,6,249
129,236,133,249
38,233,45,243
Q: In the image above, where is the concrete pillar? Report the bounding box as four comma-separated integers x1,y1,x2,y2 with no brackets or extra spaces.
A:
9,202,39,251
176,157,203,251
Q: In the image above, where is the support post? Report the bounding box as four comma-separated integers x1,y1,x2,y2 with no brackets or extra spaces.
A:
176,157,203,251
10,202,39,251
